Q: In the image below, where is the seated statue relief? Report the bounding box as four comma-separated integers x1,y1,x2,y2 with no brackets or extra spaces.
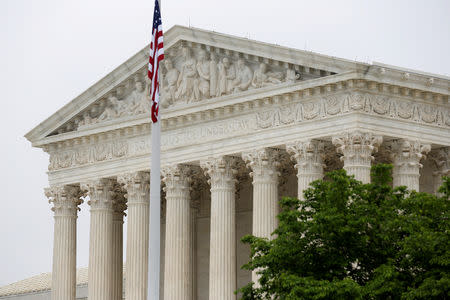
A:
233,59,253,93
129,80,150,114
251,63,283,88
96,95,119,122
161,59,179,107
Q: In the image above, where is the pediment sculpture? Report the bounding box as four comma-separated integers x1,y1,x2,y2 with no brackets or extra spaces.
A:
78,75,149,129
160,46,301,108
57,44,307,134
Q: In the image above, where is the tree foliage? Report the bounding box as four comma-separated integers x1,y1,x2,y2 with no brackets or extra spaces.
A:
239,164,449,300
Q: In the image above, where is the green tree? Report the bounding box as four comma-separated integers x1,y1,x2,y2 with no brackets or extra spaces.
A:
239,164,449,300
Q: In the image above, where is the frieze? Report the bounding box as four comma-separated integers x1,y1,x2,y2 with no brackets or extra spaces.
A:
255,92,450,129
47,92,448,172
48,140,128,171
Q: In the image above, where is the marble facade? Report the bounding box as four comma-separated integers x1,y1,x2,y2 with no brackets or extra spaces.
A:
24,26,450,300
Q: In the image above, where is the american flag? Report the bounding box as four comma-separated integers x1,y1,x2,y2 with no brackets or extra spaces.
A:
148,0,164,123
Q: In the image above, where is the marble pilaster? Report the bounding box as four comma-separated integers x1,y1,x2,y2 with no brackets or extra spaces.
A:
118,172,150,300
162,165,193,300
286,140,325,200
201,157,237,300
82,179,116,300
45,185,84,300
389,139,431,191
332,130,383,183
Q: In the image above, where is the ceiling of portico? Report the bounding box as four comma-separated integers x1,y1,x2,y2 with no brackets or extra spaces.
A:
25,25,449,147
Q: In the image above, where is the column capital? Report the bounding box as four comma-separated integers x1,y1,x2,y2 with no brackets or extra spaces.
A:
286,140,325,169
117,171,150,204
286,140,325,199
81,178,116,210
200,156,237,189
332,130,383,158
45,185,84,217
388,139,431,167
113,187,127,223
162,164,192,188
117,171,150,190
332,130,383,183
242,148,280,180
387,139,431,190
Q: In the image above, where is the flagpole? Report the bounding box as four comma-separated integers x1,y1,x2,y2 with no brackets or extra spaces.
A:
148,1,162,299
148,115,161,300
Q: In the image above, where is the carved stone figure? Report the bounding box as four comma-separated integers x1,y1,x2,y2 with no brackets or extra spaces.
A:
126,80,146,114
129,85,150,115
209,52,218,97
96,95,119,122
195,50,211,99
162,59,179,107
78,111,94,127
217,57,236,96
175,47,198,102
251,63,282,88
232,59,253,93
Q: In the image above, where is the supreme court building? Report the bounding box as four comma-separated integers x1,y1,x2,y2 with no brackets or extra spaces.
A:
6,26,450,299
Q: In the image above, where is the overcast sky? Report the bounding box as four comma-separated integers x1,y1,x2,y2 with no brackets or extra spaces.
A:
1,0,449,287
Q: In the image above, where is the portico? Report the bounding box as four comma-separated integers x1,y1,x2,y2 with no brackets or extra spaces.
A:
25,26,449,300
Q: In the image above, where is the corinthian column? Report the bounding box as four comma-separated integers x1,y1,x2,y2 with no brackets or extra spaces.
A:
430,147,450,195
389,139,431,191
162,165,193,300
242,148,280,239
242,148,280,285
45,185,84,300
112,187,126,300
118,172,150,300
82,179,115,300
332,130,383,183
201,157,237,300
287,140,325,200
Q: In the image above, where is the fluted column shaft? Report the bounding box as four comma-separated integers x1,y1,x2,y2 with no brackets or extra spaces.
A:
390,139,431,191
332,131,383,183
201,157,237,300
287,140,325,200
162,165,193,300
46,186,83,300
83,179,116,300
118,172,150,300
243,148,280,284
112,192,126,300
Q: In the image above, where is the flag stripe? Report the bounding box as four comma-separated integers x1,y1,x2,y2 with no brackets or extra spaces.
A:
148,5,164,123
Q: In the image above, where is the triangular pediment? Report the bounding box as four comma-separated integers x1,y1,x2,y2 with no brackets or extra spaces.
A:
25,25,448,145
25,26,355,144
